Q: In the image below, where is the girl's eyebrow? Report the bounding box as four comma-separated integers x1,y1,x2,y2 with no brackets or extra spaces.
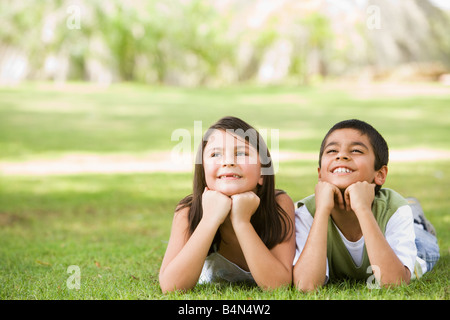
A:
204,146,221,153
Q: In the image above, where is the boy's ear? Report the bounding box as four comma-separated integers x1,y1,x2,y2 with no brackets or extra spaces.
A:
374,165,388,186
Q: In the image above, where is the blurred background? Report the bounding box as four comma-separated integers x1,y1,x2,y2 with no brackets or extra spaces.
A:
1,0,450,87
1,0,450,299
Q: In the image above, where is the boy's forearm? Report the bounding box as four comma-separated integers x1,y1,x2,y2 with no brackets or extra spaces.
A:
293,210,329,291
356,209,411,286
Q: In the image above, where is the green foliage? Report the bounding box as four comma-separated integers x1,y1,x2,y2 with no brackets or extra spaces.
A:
3,1,448,85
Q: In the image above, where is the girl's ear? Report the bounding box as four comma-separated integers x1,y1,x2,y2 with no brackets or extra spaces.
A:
258,175,263,186
318,167,322,181
374,165,388,186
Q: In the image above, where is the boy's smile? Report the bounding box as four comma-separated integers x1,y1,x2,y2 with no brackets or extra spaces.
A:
331,166,354,174
318,128,386,191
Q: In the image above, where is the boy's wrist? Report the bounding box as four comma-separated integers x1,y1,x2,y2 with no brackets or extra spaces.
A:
314,207,332,219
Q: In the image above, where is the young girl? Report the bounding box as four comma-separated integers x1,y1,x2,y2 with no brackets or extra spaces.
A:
159,116,295,292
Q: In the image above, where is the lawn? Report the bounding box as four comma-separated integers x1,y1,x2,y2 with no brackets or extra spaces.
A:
0,82,449,300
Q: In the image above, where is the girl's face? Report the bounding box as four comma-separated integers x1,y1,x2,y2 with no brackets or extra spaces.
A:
203,129,263,196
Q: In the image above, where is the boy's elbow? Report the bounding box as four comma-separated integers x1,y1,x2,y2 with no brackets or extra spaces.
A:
380,275,411,288
378,266,411,288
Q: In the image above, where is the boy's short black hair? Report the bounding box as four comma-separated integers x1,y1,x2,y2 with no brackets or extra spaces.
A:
318,119,389,193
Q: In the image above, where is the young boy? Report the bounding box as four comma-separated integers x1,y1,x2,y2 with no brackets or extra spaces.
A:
293,119,439,291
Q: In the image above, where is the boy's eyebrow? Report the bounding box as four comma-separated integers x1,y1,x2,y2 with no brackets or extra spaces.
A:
324,141,369,150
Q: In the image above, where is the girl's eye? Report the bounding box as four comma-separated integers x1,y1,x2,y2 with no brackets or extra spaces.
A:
211,152,221,158
236,151,248,157
351,149,363,154
326,149,337,154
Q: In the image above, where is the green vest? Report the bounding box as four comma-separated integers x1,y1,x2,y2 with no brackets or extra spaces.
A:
297,188,408,281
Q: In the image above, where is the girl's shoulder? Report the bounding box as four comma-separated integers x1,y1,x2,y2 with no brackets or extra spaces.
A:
274,189,295,213
176,194,193,212
275,189,292,201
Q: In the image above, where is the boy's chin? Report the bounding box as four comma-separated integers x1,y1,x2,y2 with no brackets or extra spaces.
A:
334,183,350,193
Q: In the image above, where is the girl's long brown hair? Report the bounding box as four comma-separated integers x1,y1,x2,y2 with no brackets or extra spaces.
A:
176,116,293,254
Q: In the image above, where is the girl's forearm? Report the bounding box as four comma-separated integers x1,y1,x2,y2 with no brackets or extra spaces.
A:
159,219,219,293
232,221,292,289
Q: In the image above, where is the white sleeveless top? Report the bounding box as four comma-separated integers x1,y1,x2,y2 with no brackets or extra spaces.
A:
198,252,256,284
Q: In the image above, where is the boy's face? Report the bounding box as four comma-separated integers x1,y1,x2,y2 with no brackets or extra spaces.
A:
318,128,387,191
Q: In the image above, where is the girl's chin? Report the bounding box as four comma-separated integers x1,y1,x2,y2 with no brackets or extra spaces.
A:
211,187,255,197
217,189,240,197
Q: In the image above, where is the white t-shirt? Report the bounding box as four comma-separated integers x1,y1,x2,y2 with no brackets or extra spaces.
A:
198,252,255,284
293,204,427,282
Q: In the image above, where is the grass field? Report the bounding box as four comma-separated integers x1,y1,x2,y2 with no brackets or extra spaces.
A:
0,82,449,300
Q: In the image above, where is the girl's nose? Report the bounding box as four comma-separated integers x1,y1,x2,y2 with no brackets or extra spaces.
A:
222,152,235,166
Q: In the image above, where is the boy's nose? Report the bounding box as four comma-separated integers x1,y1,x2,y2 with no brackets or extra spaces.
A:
336,152,349,160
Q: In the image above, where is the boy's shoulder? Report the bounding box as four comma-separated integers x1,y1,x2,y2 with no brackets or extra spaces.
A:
295,194,315,210
374,188,409,209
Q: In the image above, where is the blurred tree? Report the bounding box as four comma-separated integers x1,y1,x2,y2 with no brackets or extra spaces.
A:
0,0,449,85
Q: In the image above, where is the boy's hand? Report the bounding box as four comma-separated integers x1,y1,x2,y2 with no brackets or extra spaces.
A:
202,187,232,226
230,191,260,225
315,181,345,214
344,181,375,214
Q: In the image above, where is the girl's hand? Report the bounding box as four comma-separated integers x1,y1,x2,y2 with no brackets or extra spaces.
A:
315,181,345,214
230,191,260,225
344,181,375,214
201,187,232,226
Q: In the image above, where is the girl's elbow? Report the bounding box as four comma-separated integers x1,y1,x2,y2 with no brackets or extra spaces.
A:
160,281,192,294
293,273,325,292
159,273,179,294
159,276,172,294
256,272,292,290
159,274,196,293
294,279,322,292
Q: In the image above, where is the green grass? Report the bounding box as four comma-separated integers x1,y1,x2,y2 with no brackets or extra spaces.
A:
0,82,449,299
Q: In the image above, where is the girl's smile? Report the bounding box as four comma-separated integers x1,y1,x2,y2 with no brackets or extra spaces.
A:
203,129,263,196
